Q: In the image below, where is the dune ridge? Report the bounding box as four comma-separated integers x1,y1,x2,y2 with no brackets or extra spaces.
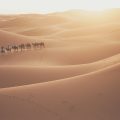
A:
0,53,120,88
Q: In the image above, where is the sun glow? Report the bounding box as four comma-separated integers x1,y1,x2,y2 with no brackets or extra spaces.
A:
80,0,119,11
80,3,109,11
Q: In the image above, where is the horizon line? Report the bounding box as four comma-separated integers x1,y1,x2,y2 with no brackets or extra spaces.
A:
0,8,119,15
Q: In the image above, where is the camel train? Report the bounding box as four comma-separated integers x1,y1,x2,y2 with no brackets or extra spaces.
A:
0,42,45,54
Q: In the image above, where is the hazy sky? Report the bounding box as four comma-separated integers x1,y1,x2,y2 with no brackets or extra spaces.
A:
0,0,120,14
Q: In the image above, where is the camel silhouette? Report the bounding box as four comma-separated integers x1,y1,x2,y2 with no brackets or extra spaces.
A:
0,46,5,53
12,45,19,52
25,43,32,49
19,44,25,51
0,41,45,54
6,45,12,52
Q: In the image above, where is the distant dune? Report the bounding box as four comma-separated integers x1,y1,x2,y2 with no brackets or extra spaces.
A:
0,29,34,45
0,9,120,120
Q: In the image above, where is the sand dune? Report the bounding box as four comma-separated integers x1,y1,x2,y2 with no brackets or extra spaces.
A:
52,23,120,37
0,42,119,65
0,29,34,46
0,14,68,29
0,63,120,120
0,54,119,88
0,14,44,28
0,9,120,120
19,26,63,36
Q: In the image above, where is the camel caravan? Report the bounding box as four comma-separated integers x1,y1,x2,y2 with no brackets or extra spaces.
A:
0,42,45,54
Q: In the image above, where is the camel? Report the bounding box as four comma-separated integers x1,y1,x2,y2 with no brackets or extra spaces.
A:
32,42,45,49
32,42,38,48
6,45,12,53
0,46,5,53
25,43,31,49
12,45,19,52
19,44,25,51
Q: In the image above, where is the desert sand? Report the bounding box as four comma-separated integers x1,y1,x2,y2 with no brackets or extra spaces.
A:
0,9,120,120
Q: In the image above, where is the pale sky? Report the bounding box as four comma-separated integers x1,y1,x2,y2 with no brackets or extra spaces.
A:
0,0,120,14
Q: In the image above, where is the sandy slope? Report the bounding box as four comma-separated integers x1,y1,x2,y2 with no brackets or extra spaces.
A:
0,54,120,88
0,29,34,46
0,42,120,65
0,9,120,120
0,63,120,120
